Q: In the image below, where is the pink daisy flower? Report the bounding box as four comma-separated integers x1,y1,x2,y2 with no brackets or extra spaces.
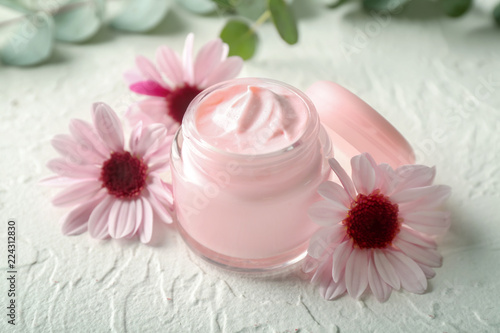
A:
43,103,174,243
305,153,451,302
125,33,244,131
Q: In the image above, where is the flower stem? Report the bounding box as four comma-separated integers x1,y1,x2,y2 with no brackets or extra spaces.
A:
251,10,271,33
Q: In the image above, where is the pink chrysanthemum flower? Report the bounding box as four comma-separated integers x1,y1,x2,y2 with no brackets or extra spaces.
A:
125,33,244,131
43,103,174,243
305,153,451,302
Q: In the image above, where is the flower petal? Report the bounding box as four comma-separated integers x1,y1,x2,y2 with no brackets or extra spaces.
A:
322,274,347,301
69,119,110,160
193,38,224,86
146,189,173,224
397,226,437,248
52,180,102,207
126,98,177,129
391,185,451,208
394,238,442,267
308,200,347,226
332,240,353,283
317,181,350,208
311,253,333,285
373,249,400,290
368,256,392,302
351,153,376,195
51,134,98,165
47,158,100,179
201,56,243,88
60,194,105,235
130,80,170,97
328,158,356,200
386,250,427,294
345,249,369,299
139,197,153,243
88,196,114,239
417,263,436,279
308,225,345,258
394,165,436,192
402,210,451,235
303,255,319,273
156,45,183,85
135,55,166,88
182,33,195,86
92,103,124,153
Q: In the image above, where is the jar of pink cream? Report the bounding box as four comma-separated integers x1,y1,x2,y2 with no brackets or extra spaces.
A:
171,78,332,271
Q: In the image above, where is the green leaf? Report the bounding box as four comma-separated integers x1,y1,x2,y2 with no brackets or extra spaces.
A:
494,3,500,26
211,0,234,10
0,12,54,66
220,19,258,60
268,0,298,45
441,0,471,18
53,0,105,42
110,0,171,32
177,0,217,14
235,0,267,20
0,0,31,12
328,0,349,9
362,0,409,12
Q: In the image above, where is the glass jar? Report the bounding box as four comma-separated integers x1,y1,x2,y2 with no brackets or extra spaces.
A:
171,78,332,271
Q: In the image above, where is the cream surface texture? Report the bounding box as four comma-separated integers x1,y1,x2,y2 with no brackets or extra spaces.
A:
1,1,499,332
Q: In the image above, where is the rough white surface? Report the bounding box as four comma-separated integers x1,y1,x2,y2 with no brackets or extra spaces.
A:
1,1,500,332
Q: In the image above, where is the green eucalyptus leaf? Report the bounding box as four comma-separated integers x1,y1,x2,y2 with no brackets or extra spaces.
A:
441,0,471,18
328,0,349,9
0,0,31,12
362,0,409,12
54,0,105,42
235,0,267,20
211,0,234,10
0,12,54,66
494,3,500,26
220,19,258,60
268,0,298,45
177,0,217,14
110,0,171,32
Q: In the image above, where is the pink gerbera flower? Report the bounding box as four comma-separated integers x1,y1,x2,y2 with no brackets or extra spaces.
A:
125,33,244,131
305,153,451,302
43,103,174,243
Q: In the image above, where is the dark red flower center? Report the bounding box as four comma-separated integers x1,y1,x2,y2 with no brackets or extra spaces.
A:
100,152,148,198
166,85,202,124
343,191,400,249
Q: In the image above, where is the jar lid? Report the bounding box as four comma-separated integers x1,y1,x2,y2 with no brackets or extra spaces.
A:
306,81,415,169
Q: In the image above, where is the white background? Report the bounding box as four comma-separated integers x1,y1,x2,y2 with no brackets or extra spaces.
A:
1,0,499,332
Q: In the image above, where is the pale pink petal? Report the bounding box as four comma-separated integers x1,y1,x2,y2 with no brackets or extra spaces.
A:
60,194,105,235
345,249,369,299
147,178,174,210
51,134,99,165
401,210,451,235
394,165,436,192
156,46,183,85
135,55,167,88
351,153,376,195
308,200,348,226
52,180,102,207
332,240,353,283
69,119,109,160
328,158,356,200
132,197,143,236
88,196,114,239
386,250,427,294
391,185,451,208
303,255,319,273
323,275,347,300
317,181,350,208
368,257,392,302
139,197,153,243
193,38,224,86
307,225,345,259
132,123,168,158
146,189,173,224
110,200,136,239
377,163,398,194
107,199,122,238
394,238,442,267
92,103,124,153
201,56,243,88
311,253,333,285
418,263,436,279
40,175,88,187
221,43,229,59
182,33,195,85
47,159,100,179
373,250,400,289
123,68,144,85
397,227,437,248
126,98,178,130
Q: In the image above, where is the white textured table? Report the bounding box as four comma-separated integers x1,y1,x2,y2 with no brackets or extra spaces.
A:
1,1,500,332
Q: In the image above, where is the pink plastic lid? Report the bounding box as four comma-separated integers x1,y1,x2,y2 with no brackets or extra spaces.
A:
306,81,415,169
